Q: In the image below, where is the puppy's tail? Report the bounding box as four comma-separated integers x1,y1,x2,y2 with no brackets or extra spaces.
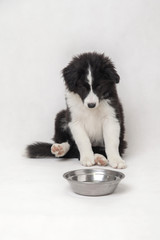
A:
25,142,54,158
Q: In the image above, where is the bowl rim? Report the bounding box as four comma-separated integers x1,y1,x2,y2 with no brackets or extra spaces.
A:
63,168,125,185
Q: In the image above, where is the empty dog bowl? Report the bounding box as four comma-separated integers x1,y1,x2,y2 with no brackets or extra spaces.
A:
63,168,125,196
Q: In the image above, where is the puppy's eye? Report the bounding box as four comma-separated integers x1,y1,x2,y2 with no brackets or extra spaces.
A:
97,85,102,90
103,92,109,98
78,83,90,90
93,83,100,89
95,84,103,91
81,85,87,89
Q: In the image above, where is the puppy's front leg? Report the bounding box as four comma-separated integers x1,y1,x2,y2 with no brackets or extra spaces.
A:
103,118,126,169
69,122,95,166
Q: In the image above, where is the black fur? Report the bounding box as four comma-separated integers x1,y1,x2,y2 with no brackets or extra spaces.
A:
62,52,120,102
26,52,127,159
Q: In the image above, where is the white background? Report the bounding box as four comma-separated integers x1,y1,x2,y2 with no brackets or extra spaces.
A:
0,0,160,239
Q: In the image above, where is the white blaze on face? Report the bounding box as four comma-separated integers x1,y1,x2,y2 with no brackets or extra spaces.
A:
84,67,99,108
87,66,92,86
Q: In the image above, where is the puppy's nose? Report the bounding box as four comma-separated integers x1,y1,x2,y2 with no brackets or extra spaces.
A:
88,103,96,108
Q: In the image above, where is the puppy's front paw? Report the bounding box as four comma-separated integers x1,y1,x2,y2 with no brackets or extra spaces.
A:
94,154,108,166
80,154,95,167
109,156,126,169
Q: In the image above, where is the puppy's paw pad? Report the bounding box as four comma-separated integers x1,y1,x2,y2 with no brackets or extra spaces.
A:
94,154,108,166
80,155,95,167
109,156,126,169
51,144,65,157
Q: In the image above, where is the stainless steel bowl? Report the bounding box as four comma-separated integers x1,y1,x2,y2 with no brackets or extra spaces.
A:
63,168,125,196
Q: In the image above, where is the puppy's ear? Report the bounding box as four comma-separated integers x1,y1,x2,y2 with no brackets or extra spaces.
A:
102,55,120,84
62,65,77,91
106,68,120,84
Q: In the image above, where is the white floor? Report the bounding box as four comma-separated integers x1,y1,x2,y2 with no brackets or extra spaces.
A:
0,146,160,240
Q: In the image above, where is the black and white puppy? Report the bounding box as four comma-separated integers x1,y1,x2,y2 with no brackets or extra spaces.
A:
26,52,127,169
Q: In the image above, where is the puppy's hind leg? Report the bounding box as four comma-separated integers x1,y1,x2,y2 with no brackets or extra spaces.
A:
51,142,70,157
51,110,72,158
26,110,73,159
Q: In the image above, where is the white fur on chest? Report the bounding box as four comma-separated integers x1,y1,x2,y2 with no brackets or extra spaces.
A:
66,90,115,146
82,109,103,146
78,106,104,146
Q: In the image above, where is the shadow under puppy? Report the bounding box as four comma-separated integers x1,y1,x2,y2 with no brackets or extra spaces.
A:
26,52,127,169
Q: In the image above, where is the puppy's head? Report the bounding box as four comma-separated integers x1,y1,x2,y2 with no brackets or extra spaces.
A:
62,52,120,109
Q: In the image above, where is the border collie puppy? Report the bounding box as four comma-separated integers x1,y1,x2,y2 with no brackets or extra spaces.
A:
26,52,127,169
